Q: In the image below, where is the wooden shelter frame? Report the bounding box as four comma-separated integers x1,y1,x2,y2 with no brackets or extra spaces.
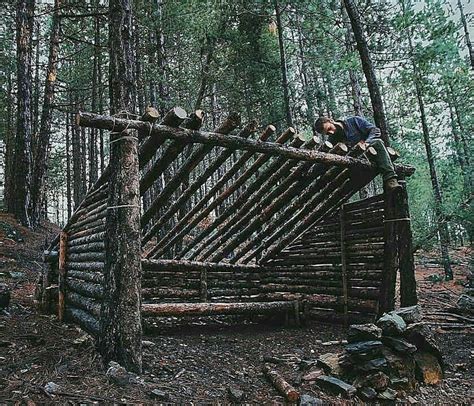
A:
43,107,417,339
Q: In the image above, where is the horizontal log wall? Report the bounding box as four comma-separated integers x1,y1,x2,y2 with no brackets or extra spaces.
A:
268,194,385,319
141,195,384,321
62,183,107,337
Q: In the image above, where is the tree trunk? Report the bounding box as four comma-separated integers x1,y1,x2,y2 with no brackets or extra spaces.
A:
30,0,62,227
343,0,389,145
274,0,293,128
295,12,314,125
72,95,82,208
12,0,35,227
457,0,474,69
98,0,142,374
4,68,15,211
408,35,453,279
66,111,72,219
153,0,168,114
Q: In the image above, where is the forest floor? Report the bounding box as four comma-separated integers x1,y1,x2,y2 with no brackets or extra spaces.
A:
0,212,472,405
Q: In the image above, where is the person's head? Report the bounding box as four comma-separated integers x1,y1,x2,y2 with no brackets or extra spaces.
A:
313,116,338,136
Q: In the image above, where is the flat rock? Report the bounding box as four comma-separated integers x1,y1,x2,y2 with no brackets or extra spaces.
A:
414,352,443,385
404,323,443,367
345,340,383,361
302,368,324,382
150,389,169,400
315,375,356,398
377,387,398,401
227,387,244,402
353,371,389,391
377,313,406,336
106,361,144,386
357,357,389,373
317,353,342,376
382,336,417,354
347,323,382,343
359,386,377,400
456,294,474,313
390,305,422,324
382,348,416,390
44,381,61,394
299,394,324,406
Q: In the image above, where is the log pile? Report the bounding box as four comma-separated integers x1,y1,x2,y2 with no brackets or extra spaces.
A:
309,305,444,401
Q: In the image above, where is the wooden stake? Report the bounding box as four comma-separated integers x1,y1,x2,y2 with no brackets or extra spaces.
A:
58,231,67,322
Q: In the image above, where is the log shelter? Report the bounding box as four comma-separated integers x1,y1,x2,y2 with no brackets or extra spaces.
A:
42,107,417,339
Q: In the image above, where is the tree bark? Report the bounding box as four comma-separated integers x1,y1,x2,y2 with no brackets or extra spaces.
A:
408,34,453,280
66,111,72,219
12,0,35,227
457,0,474,69
4,67,15,211
98,0,142,373
30,0,62,226
343,0,389,145
274,0,293,128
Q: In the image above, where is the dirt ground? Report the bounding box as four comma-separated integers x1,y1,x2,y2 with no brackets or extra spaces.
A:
0,212,472,404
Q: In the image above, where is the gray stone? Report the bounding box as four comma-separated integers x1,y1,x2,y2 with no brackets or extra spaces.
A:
317,353,342,376
345,340,383,361
302,368,324,382
227,387,244,402
150,389,169,401
377,313,407,335
353,371,389,391
315,375,356,397
359,386,377,400
381,348,416,390
377,388,398,401
347,324,382,343
456,294,474,313
389,305,422,324
44,382,61,394
106,361,144,386
414,352,443,385
299,394,324,406
382,336,417,354
357,357,389,372
404,323,443,367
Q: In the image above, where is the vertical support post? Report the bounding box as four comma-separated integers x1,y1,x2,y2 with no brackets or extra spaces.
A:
58,231,67,322
99,128,143,373
200,268,208,302
98,0,142,374
378,191,398,316
397,180,417,306
339,205,348,324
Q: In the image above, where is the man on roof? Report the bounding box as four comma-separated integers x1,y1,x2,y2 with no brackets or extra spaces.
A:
313,116,401,192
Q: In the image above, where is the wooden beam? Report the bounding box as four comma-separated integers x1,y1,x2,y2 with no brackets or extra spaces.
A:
76,111,415,175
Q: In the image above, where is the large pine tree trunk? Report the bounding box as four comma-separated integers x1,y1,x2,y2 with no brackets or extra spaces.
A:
457,0,474,69
12,0,35,227
4,68,15,211
343,0,389,145
295,12,314,125
408,34,453,279
71,95,82,208
98,0,142,374
30,0,62,227
274,0,293,128
65,111,72,219
154,0,168,114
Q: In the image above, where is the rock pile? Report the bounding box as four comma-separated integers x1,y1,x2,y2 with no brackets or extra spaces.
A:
314,305,443,401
